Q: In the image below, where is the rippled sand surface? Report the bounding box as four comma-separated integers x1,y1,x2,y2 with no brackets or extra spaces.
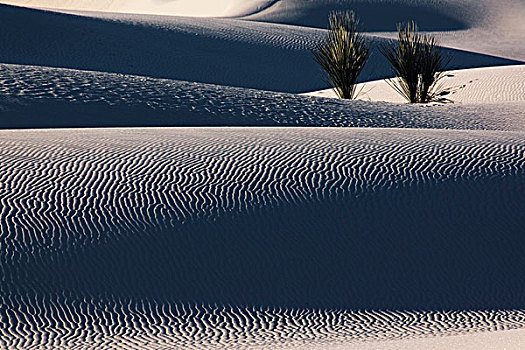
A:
0,0,524,348
1,127,524,349
1,64,524,130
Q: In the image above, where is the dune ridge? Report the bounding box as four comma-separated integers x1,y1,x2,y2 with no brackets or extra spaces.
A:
1,63,524,130
241,0,525,62
0,4,521,93
242,0,476,29
242,0,525,30
0,0,276,17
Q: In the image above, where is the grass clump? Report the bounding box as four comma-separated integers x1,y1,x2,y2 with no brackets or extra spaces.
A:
380,22,450,103
312,11,371,99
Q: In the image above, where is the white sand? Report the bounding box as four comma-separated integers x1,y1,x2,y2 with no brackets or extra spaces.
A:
305,65,525,104
0,0,274,17
320,327,525,350
0,0,524,349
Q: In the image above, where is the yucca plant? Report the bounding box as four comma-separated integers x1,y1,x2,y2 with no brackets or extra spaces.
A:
380,22,450,103
312,11,370,99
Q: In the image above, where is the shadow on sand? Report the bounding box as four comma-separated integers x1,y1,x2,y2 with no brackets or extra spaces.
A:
6,175,525,310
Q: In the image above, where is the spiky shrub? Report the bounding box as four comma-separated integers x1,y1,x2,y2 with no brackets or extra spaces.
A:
312,11,370,99
380,22,450,103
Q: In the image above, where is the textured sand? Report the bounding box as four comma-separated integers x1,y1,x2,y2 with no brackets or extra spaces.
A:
242,0,525,61
1,127,524,349
1,63,524,130
0,0,524,349
0,4,521,93
306,64,525,104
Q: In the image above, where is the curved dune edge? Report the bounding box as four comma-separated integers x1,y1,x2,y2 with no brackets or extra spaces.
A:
0,1,524,348
0,4,521,93
241,0,525,34
241,0,475,30
3,0,511,29
304,64,525,104
0,0,276,17
0,64,524,130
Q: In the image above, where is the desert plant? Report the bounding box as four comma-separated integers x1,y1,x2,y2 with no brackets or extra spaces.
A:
380,22,450,103
312,11,370,99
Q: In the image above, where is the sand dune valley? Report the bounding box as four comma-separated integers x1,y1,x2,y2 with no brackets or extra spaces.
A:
0,0,524,349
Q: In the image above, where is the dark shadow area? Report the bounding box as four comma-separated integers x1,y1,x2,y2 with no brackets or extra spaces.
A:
0,4,317,92
6,174,525,310
0,4,521,94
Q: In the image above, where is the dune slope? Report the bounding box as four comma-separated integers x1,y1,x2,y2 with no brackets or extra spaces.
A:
1,63,524,130
243,0,476,30
0,0,524,348
0,0,275,17
243,0,525,61
306,64,525,104
1,127,524,349
0,4,520,93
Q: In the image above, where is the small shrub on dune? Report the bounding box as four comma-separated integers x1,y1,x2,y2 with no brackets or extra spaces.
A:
380,22,451,103
312,11,371,99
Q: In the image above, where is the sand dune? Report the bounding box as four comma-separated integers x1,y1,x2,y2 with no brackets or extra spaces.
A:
242,0,525,61
2,296,525,349
1,127,524,348
245,0,524,63
242,0,478,30
7,0,520,31
242,0,524,30
0,65,525,131
0,0,524,348
0,4,521,93
1,63,524,130
306,64,525,104
0,0,274,17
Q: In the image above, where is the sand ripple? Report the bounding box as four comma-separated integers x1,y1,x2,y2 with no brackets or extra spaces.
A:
0,4,520,93
1,127,524,348
2,294,525,349
1,64,524,130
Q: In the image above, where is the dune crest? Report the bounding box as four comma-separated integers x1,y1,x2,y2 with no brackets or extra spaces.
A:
242,0,525,31
1,0,275,16
1,64,524,130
